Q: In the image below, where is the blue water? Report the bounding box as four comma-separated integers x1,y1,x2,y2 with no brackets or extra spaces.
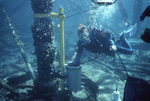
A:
0,0,150,101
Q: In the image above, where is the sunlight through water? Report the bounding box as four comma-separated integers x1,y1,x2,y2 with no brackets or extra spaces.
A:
89,3,117,27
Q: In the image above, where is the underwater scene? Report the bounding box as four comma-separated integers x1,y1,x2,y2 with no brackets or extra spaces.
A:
0,0,150,101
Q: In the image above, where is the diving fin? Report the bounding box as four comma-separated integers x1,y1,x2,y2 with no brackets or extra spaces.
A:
124,23,137,38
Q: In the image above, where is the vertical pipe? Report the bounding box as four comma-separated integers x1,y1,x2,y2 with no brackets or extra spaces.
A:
31,0,58,100
59,7,65,90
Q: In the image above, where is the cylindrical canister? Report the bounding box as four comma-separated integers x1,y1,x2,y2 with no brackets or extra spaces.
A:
113,91,121,101
66,65,81,92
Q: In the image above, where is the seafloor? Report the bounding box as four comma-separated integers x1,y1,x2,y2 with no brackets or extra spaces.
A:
0,33,150,101
72,38,150,101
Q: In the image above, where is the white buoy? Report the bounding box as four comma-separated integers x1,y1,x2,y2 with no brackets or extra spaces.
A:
112,91,121,101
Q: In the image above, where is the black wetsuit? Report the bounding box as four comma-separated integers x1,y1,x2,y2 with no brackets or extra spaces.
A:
72,27,133,66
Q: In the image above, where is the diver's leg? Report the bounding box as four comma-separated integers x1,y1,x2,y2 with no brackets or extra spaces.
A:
115,35,133,54
120,34,132,49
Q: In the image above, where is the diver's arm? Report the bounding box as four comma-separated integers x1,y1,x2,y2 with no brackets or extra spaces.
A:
68,41,84,66
109,39,117,51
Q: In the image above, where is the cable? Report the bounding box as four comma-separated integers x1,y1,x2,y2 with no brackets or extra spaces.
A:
116,84,119,92
64,4,91,14
80,53,100,64
65,0,118,19
8,0,27,17
116,52,129,77
67,0,84,11
65,6,100,19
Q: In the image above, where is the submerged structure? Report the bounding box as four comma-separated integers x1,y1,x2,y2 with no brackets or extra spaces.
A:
31,0,58,100
0,0,150,101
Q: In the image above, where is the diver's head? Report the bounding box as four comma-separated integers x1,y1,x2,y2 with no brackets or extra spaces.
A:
77,25,89,41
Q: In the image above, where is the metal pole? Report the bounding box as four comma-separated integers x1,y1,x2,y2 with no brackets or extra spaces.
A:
33,6,66,94
59,7,65,90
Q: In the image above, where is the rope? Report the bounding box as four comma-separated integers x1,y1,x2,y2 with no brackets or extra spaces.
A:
0,3,35,79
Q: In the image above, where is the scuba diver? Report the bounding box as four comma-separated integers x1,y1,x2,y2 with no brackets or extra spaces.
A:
69,24,137,66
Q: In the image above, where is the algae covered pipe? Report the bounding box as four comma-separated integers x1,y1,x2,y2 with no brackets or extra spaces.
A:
34,7,65,90
0,3,35,79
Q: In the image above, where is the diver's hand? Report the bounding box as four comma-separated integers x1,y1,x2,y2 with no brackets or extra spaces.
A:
110,45,117,51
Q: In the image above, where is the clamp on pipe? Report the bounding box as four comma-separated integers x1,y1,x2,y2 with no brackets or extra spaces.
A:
91,0,117,5
34,13,59,18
